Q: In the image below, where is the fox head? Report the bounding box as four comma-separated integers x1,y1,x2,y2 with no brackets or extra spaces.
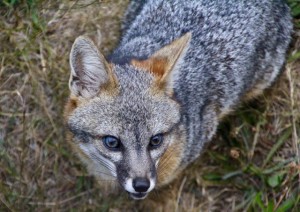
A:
64,33,191,199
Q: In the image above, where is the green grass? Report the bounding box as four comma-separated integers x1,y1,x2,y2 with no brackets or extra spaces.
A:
0,0,299,211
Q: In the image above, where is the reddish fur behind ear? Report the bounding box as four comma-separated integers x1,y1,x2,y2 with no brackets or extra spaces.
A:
64,97,79,120
131,33,191,96
131,33,191,80
131,58,168,78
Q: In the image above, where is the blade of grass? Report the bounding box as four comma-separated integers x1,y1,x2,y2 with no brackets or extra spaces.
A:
222,170,243,180
262,158,295,174
275,196,297,212
263,128,292,167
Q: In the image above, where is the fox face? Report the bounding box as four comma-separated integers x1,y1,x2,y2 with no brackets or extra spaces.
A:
65,34,191,199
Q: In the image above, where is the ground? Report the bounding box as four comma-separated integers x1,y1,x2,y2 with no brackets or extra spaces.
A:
0,0,299,211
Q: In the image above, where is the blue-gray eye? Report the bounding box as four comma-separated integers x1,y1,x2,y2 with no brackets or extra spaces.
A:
102,136,121,150
149,134,164,149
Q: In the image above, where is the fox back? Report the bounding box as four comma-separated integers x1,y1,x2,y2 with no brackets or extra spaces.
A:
64,0,292,199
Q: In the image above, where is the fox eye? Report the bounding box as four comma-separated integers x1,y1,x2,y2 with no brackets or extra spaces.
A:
102,136,121,150
149,134,164,149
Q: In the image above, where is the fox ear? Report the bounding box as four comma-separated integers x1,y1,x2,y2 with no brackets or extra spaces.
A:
69,36,116,98
131,32,191,95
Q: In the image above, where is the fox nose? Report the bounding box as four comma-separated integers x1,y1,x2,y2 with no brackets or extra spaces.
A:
133,178,150,192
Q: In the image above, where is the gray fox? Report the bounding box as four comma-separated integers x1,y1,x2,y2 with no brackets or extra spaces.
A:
64,0,292,200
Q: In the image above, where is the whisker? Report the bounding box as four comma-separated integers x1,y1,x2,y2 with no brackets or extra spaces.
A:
157,150,174,170
94,170,115,177
93,179,116,182
79,145,116,175
90,153,117,177
94,149,116,172
91,155,114,173
157,144,180,171
90,152,111,168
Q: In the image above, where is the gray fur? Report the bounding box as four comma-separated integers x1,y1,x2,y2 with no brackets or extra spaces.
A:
121,0,148,32
67,0,292,198
110,0,292,164
68,65,181,197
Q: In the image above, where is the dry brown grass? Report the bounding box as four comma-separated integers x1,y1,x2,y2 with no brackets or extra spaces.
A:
0,0,299,211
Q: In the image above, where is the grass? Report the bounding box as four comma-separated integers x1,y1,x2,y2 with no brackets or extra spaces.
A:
0,0,299,211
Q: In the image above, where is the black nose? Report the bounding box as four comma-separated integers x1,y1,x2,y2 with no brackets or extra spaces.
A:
133,178,150,192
